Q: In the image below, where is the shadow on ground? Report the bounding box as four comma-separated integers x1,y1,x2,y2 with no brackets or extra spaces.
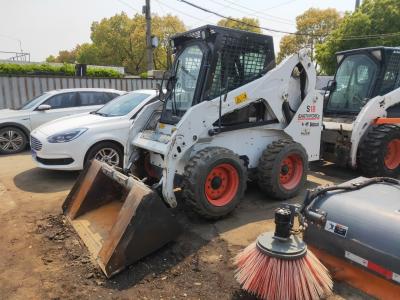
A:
13,167,79,193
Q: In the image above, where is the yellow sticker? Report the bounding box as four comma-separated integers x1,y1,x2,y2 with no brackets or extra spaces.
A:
235,92,248,104
159,123,165,129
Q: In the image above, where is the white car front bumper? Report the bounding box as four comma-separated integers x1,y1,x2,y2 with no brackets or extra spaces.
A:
30,131,87,171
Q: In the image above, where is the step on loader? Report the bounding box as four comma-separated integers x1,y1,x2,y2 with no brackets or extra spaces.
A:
63,25,323,277
322,47,400,177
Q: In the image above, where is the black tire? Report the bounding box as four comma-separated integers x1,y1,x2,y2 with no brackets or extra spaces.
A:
0,126,28,154
257,139,307,199
182,147,247,219
85,141,123,168
358,124,400,177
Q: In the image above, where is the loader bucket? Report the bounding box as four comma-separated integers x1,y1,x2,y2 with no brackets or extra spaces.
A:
62,160,181,278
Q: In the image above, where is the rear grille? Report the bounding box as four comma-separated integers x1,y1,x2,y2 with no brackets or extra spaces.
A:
30,135,42,151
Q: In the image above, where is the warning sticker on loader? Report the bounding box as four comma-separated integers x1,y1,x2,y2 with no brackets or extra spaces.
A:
325,220,348,238
235,92,248,104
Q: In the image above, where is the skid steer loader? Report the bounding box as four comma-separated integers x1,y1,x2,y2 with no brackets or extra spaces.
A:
322,46,400,177
63,25,323,277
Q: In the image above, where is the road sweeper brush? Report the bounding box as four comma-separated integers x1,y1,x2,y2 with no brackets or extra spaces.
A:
63,25,323,277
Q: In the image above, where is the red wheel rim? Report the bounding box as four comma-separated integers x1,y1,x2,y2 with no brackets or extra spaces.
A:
279,154,303,190
205,163,239,207
384,139,400,170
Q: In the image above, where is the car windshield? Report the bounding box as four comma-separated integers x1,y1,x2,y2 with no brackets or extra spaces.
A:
18,93,49,110
327,54,378,114
96,92,151,117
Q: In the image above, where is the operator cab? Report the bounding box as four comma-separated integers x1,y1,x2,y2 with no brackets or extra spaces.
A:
159,25,275,125
325,46,400,117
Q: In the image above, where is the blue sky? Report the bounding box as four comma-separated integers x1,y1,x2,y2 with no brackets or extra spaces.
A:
0,0,356,62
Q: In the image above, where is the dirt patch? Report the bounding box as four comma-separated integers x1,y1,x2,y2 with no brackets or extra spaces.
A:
33,213,254,300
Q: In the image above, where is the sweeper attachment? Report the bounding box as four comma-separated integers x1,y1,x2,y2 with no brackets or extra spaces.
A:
234,205,333,300
62,160,180,278
303,176,400,299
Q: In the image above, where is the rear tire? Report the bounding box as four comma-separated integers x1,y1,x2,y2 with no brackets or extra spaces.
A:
85,142,123,168
183,147,247,219
0,126,27,154
358,124,400,177
257,139,307,199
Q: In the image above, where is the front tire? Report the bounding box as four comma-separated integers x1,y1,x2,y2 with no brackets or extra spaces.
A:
0,126,27,154
183,147,247,219
85,142,123,168
358,124,400,177
257,139,307,199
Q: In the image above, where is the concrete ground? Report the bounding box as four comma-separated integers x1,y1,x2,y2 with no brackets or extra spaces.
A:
0,152,370,299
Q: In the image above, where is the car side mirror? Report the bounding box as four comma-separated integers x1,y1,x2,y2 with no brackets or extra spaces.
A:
37,104,52,111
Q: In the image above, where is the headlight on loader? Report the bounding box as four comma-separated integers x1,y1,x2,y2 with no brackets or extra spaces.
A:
47,128,87,143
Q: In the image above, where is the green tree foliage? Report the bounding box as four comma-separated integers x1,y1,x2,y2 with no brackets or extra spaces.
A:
46,13,186,74
277,8,342,67
316,0,400,75
217,17,261,33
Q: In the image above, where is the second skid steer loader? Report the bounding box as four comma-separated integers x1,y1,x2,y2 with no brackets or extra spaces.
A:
63,25,323,277
322,47,400,177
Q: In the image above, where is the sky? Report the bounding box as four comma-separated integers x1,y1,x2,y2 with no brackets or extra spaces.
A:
0,0,356,62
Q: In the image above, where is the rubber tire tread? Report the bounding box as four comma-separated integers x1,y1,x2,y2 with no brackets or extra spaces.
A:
358,124,400,177
257,139,308,200
183,147,247,220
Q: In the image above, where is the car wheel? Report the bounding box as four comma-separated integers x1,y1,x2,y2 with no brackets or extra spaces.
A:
0,127,28,154
85,142,123,168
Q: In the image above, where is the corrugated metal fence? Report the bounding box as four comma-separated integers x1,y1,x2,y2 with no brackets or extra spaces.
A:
0,75,333,109
0,76,161,109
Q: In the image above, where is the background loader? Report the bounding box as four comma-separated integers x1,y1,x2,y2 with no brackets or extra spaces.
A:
62,25,324,277
322,46,400,177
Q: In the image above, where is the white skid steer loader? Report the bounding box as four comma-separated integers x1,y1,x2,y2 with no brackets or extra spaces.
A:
62,25,323,277
322,47,400,176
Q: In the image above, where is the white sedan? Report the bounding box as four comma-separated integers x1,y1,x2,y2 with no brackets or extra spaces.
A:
30,90,157,170
0,88,124,154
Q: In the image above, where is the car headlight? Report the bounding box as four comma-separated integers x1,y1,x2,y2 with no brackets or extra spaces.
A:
47,128,88,143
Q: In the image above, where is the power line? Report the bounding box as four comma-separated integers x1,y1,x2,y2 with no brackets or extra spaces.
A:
207,0,295,26
219,0,295,24
177,0,316,36
115,0,141,13
177,0,400,41
261,0,298,11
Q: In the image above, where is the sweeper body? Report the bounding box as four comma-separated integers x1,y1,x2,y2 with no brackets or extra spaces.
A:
62,25,323,277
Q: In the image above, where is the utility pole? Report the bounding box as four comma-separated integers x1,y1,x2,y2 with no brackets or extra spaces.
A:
143,0,154,71
355,0,361,10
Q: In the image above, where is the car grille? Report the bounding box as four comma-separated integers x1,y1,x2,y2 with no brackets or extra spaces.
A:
30,135,42,151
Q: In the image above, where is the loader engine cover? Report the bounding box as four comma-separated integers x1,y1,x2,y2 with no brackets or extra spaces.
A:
304,177,400,298
62,160,181,278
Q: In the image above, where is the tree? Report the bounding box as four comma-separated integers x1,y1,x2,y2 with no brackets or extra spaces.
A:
76,43,100,65
277,8,342,68
217,17,261,33
316,0,400,75
46,13,186,74
46,48,78,63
